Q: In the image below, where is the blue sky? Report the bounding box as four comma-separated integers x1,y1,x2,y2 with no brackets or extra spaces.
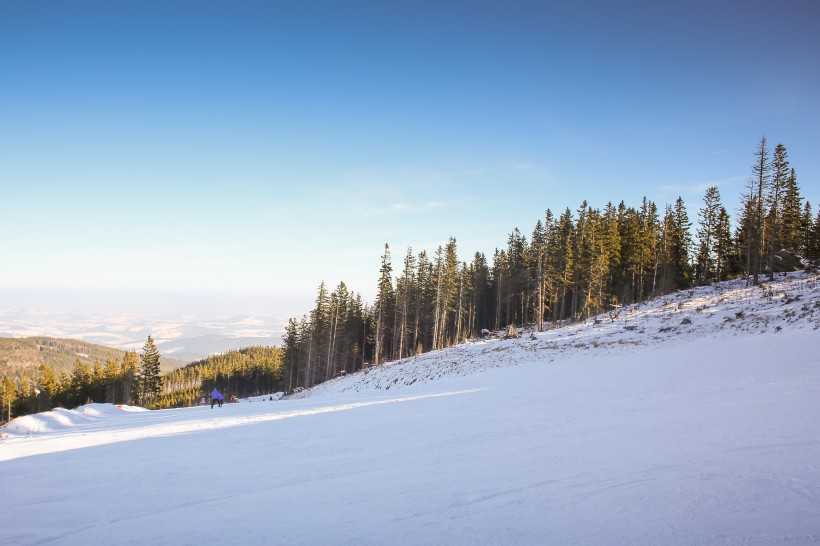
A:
2,0,818,316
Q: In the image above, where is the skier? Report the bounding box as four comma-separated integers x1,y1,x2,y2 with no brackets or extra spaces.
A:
210,388,224,409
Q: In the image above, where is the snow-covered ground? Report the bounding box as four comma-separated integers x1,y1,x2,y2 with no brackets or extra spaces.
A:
2,273,819,545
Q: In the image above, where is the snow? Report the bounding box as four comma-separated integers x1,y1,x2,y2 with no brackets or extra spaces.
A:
1,273,819,545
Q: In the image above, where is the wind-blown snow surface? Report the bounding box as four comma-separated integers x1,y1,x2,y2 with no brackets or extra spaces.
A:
2,273,820,545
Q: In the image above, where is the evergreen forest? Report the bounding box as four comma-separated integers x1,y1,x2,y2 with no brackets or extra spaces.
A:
280,137,820,391
1,338,283,422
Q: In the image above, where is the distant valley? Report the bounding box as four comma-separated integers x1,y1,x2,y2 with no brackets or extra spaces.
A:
0,308,288,363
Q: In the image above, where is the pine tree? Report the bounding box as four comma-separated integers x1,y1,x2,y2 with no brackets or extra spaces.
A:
766,143,789,279
800,202,814,259
749,136,770,284
308,282,330,386
139,336,162,406
394,247,416,360
470,251,492,336
695,186,722,284
70,358,92,407
103,355,121,403
813,210,820,260
572,202,591,317
121,351,139,405
714,206,732,281
735,192,757,280
1,376,17,423
414,250,435,353
780,168,802,254
374,244,394,364
38,364,59,410
492,249,508,328
531,219,547,331
555,208,575,319
669,197,693,290
639,198,661,300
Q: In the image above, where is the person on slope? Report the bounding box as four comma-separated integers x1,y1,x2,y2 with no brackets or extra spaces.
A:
210,388,224,409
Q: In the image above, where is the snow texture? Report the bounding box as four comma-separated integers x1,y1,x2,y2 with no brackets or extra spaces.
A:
1,273,819,545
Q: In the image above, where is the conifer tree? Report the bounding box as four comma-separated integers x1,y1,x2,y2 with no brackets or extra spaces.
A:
749,136,771,284
121,351,139,405
103,355,121,403
492,249,508,328
414,250,435,353
70,358,92,407
800,202,814,258
374,244,394,364
308,282,330,386
531,219,547,331
668,197,693,290
766,143,789,279
139,336,162,405
555,208,575,319
714,206,732,281
813,210,820,260
470,251,492,336
37,364,59,410
780,168,802,254
572,202,591,318
394,247,416,360
695,186,723,284
1,376,17,423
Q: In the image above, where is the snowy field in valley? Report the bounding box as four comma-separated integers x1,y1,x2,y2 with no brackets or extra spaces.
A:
2,273,820,545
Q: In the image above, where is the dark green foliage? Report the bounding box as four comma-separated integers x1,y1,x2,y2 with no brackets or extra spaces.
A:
1,343,283,421
140,336,162,406
158,346,283,409
696,187,723,285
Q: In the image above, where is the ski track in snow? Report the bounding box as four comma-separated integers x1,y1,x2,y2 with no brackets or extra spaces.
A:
1,272,820,546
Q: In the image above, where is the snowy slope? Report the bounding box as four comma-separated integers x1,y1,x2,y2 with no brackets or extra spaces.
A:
1,273,819,545
295,272,820,397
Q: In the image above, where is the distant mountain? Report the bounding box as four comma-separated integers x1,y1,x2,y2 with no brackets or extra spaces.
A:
0,336,189,379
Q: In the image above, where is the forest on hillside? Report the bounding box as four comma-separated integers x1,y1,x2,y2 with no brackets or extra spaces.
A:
0,336,187,380
1,336,283,422
280,138,820,392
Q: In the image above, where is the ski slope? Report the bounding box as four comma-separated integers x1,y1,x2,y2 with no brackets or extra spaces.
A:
2,273,820,545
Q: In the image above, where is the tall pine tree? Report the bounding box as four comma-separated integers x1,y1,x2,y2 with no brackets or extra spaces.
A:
140,336,162,406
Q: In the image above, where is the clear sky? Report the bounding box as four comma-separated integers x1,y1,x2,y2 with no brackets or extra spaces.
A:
2,0,818,317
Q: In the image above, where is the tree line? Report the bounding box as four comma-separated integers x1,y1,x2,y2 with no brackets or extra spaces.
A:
1,336,284,422
1,336,158,422
282,137,819,392
155,346,284,409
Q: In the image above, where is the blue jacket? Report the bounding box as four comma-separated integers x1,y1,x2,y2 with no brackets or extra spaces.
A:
211,388,224,400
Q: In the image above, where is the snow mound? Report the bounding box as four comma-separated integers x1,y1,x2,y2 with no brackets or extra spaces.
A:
2,403,146,436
